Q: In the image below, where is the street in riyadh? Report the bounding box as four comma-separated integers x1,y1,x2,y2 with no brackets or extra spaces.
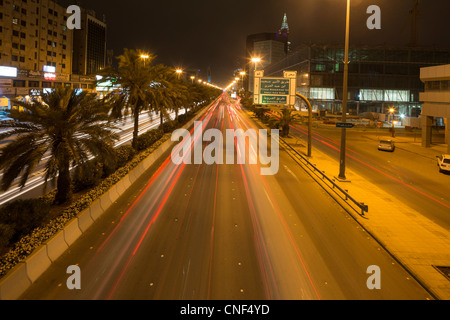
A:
0,0,449,314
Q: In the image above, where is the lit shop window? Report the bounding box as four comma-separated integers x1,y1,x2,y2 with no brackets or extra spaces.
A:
309,87,335,100
360,89,384,101
384,90,410,102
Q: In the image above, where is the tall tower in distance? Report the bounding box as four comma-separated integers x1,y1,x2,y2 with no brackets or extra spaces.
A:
207,66,212,83
277,13,291,53
280,13,290,35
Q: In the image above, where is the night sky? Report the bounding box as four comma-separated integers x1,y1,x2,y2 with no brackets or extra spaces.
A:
74,0,450,87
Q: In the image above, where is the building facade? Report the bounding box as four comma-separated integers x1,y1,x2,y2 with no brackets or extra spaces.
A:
0,0,73,75
246,33,287,92
263,44,450,118
72,9,107,76
0,0,105,110
420,64,450,153
245,15,291,92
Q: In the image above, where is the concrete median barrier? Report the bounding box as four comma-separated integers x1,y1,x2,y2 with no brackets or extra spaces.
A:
108,185,120,204
25,246,51,283
0,263,31,300
129,164,144,183
121,173,132,189
114,179,127,197
63,219,82,246
89,198,104,221
99,192,112,213
78,208,94,232
45,231,68,263
126,170,138,185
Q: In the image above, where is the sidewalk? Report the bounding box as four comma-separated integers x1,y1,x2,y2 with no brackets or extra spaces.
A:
361,133,448,160
283,135,450,300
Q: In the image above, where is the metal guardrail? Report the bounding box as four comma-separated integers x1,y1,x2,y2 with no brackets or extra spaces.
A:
279,137,369,216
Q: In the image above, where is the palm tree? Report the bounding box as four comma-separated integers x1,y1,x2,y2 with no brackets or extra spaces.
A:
101,49,155,150
267,107,302,137
0,86,118,204
170,80,189,121
147,64,180,126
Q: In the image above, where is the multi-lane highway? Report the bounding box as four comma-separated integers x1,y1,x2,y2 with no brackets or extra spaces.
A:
20,93,433,300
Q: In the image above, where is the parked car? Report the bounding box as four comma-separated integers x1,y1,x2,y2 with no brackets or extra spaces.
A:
378,139,395,152
437,154,450,173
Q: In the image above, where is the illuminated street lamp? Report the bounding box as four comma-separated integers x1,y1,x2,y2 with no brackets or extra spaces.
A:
251,57,261,71
140,54,150,66
190,75,195,84
239,71,246,91
176,68,183,79
250,57,261,93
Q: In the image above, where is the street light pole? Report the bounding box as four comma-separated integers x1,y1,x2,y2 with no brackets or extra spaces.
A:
140,54,149,67
251,57,261,92
390,108,396,137
252,57,261,72
176,69,183,80
338,0,351,180
296,93,313,157
240,71,246,91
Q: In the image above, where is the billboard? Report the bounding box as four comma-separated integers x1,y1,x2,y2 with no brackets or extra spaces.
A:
0,66,18,78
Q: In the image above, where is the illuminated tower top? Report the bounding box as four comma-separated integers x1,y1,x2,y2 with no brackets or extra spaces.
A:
278,13,291,53
280,13,289,34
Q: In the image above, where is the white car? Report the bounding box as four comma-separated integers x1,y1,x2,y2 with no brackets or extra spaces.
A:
437,154,450,173
378,139,395,152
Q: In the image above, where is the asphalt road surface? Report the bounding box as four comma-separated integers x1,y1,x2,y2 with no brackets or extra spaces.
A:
20,94,433,300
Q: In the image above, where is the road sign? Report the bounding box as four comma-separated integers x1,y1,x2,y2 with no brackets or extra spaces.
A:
253,70,297,106
261,95,287,104
260,78,290,95
336,122,355,128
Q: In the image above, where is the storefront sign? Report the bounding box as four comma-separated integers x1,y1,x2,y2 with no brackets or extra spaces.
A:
29,89,43,96
0,66,18,77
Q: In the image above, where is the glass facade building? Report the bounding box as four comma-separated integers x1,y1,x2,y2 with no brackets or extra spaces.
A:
263,44,450,116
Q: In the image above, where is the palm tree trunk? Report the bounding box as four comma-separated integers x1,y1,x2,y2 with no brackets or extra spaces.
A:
55,157,72,204
282,124,290,137
132,105,140,150
160,110,164,126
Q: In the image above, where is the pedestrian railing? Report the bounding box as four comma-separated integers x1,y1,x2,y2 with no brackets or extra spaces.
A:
279,137,369,216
